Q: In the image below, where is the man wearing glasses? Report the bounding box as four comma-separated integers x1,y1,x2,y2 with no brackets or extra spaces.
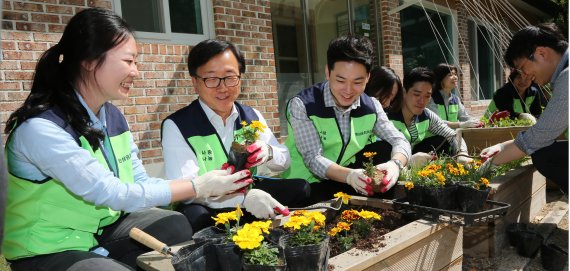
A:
480,23,568,194
161,39,310,231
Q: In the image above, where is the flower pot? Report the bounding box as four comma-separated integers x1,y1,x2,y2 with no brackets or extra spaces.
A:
541,243,568,271
505,223,529,247
516,230,543,258
422,185,457,210
214,242,243,271
228,141,250,171
192,226,226,243
266,228,287,246
456,185,490,213
405,185,425,205
279,234,329,271
242,246,287,271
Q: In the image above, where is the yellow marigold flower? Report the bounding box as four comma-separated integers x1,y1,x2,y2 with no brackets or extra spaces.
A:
236,204,244,218
328,227,341,237
481,177,490,187
358,210,382,220
250,120,267,130
240,121,247,126
284,215,311,230
363,152,377,158
212,211,237,226
292,210,308,216
341,210,360,221
305,211,326,227
232,225,263,250
334,192,352,205
249,220,272,234
336,221,352,231
404,181,414,190
435,172,446,184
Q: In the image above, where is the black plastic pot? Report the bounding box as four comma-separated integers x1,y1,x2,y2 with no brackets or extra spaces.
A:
228,141,250,171
456,186,490,213
422,185,457,210
192,226,226,243
405,185,424,205
516,230,544,258
266,228,287,246
279,234,329,271
541,243,568,271
505,223,529,247
172,241,220,271
214,242,242,271
242,246,287,271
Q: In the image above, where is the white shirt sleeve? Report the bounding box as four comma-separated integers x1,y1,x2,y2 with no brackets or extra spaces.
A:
161,119,201,180
252,108,290,175
10,118,172,212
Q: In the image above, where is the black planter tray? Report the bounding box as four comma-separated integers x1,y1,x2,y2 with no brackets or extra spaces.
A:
392,198,511,227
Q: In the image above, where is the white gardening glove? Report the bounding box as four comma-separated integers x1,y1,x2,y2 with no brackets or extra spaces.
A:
242,189,289,219
375,161,400,193
455,152,473,165
346,169,372,196
460,119,483,128
193,169,253,200
517,113,537,125
480,143,504,162
245,141,272,168
409,152,434,168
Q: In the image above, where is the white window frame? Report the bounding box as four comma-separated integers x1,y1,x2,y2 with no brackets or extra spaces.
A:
112,0,214,45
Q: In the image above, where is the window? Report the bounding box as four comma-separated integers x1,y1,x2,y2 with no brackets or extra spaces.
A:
114,0,213,44
468,20,503,100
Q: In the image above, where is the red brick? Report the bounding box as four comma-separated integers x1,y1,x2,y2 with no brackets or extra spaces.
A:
48,24,65,32
2,50,34,60
16,22,46,32
32,32,60,42
87,0,112,8
59,0,86,5
20,61,38,70
18,41,49,51
31,13,59,23
45,4,73,14
0,82,21,90
5,71,34,80
13,2,44,12
3,11,29,21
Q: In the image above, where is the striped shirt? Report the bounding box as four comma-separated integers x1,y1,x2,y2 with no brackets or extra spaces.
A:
414,109,468,153
288,81,411,179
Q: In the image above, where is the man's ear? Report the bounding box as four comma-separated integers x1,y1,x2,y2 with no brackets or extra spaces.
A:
325,65,330,80
533,46,548,61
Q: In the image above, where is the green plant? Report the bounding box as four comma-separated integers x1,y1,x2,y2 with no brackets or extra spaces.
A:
363,152,377,179
283,210,326,247
327,209,382,252
234,120,266,144
480,116,534,128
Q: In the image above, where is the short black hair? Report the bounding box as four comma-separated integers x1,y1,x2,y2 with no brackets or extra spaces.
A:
403,67,435,91
327,34,374,73
504,23,568,68
187,39,246,76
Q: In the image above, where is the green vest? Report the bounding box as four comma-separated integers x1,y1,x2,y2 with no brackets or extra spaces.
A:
3,105,134,260
431,90,460,122
388,110,430,148
485,95,536,118
163,100,259,176
282,83,377,183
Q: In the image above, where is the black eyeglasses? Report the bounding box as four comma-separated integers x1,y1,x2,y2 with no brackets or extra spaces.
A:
513,53,534,75
195,75,241,88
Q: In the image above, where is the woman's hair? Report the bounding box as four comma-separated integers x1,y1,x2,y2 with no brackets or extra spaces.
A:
187,39,246,77
364,66,403,112
432,63,458,92
5,8,134,150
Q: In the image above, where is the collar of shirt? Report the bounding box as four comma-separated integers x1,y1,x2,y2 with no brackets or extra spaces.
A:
551,49,569,87
323,81,360,113
198,98,239,127
75,91,106,131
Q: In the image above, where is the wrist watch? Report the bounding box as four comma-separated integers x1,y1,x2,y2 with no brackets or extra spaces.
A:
390,159,404,171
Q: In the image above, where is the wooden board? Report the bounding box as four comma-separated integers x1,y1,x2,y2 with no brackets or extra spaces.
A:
456,126,529,153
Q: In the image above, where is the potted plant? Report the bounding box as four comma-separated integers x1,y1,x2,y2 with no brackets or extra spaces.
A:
232,221,287,270
363,152,382,183
455,159,492,213
328,208,382,253
229,120,267,171
401,160,457,210
279,210,328,271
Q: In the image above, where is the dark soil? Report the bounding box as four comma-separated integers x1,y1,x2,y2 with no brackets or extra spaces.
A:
326,207,413,258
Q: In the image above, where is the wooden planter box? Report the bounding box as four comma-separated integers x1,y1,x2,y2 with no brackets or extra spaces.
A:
463,164,546,257
456,126,529,153
328,196,463,271
136,197,463,271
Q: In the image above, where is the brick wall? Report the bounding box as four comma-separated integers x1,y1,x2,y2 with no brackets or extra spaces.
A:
378,0,404,80
1,0,278,165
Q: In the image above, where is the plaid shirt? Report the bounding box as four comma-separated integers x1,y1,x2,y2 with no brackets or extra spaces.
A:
288,81,411,179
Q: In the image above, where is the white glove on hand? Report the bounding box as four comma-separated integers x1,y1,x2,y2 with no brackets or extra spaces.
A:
193,169,252,200
346,169,372,196
455,153,473,165
245,141,272,168
409,152,433,168
517,113,537,124
375,161,401,193
460,119,483,128
243,189,288,219
480,143,504,162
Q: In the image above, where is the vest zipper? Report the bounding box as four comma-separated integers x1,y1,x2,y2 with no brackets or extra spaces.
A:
336,112,349,165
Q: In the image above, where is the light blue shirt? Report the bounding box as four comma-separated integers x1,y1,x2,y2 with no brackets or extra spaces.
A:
7,93,172,212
